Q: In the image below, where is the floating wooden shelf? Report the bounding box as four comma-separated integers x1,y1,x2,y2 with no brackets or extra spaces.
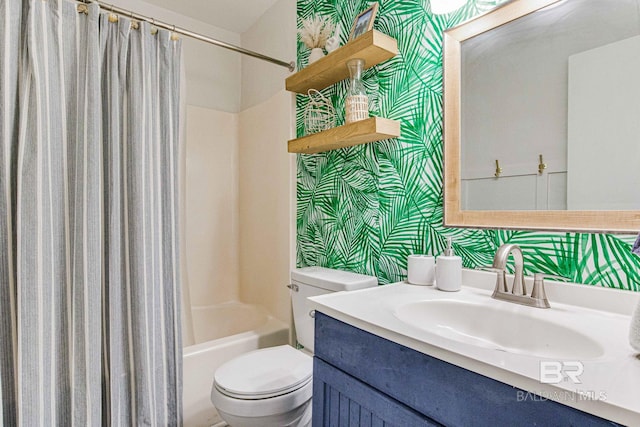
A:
286,30,398,94
288,117,401,154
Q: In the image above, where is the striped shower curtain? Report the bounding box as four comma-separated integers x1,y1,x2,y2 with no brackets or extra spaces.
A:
0,0,182,425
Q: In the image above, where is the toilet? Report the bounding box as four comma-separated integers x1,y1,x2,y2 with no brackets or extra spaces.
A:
210,266,378,427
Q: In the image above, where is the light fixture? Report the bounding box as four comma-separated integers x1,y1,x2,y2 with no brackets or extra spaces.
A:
431,0,466,15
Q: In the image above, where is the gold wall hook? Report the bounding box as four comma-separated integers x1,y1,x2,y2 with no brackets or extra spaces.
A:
77,4,88,15
494,159,502,178
538,154,547,174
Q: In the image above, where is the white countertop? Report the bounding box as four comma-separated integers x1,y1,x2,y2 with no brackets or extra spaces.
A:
308,269,640,426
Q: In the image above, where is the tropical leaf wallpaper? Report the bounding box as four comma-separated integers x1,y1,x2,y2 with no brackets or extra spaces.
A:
296,0,640,291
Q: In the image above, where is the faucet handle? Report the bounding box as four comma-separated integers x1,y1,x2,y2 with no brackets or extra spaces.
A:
531,274,548,304
530,273,569,308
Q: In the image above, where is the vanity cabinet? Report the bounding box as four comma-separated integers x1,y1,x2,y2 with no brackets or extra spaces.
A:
312,312,619,427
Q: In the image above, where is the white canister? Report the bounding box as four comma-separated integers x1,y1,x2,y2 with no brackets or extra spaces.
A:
407,255,435,286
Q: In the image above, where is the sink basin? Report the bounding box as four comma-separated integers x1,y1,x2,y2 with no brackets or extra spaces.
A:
394,299,605,360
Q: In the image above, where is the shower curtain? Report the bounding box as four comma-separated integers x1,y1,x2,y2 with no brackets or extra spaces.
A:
0,0,182,425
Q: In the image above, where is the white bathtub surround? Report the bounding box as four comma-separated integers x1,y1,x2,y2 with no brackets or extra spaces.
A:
184,90,295,330
185,105,240,307
309,269,640,426
183,302,288,426
238,89,296,324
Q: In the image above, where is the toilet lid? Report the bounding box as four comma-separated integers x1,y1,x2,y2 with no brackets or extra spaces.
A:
214,345,313,399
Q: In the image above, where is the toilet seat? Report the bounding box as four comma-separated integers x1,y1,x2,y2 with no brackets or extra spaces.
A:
211,345,313,418
214,345,312,399
214,376,312,400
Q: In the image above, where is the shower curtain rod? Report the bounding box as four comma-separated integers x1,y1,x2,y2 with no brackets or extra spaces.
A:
80,0,296,72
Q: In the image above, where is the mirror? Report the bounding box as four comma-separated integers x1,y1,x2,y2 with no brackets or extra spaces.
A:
443,0,640,232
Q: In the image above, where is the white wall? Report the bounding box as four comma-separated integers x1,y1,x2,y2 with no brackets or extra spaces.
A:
240,0,296,110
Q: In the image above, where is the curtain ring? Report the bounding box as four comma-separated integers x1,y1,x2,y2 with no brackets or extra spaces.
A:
128,9,139,30
107,3,118,22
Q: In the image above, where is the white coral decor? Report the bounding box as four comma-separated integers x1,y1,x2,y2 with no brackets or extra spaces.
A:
298,16,335,49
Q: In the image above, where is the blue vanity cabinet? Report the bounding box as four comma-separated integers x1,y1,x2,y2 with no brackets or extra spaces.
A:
312,312,619,427
313,357,441,426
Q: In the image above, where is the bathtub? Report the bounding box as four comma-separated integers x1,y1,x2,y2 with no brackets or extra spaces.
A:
183,302,289,427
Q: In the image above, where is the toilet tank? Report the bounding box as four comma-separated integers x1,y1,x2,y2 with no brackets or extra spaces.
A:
290,267,378,352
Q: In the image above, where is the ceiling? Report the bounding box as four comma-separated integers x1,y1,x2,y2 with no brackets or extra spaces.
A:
144,0,280,33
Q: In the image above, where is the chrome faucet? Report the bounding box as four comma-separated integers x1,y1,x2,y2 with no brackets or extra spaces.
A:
492,244,526,296
479,244,566,309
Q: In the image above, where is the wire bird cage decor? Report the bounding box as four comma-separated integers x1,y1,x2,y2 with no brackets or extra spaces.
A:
304,89,336,134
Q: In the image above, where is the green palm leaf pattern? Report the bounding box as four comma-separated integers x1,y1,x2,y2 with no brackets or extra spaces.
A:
296,0,640,291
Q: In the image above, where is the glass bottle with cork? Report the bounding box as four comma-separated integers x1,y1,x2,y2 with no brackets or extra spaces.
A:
345,58,368,123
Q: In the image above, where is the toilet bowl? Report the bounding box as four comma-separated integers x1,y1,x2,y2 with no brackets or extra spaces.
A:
211,345,313,427
210,267,378,427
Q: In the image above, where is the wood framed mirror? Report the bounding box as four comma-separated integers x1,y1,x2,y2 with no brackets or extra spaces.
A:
443,0,640,233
